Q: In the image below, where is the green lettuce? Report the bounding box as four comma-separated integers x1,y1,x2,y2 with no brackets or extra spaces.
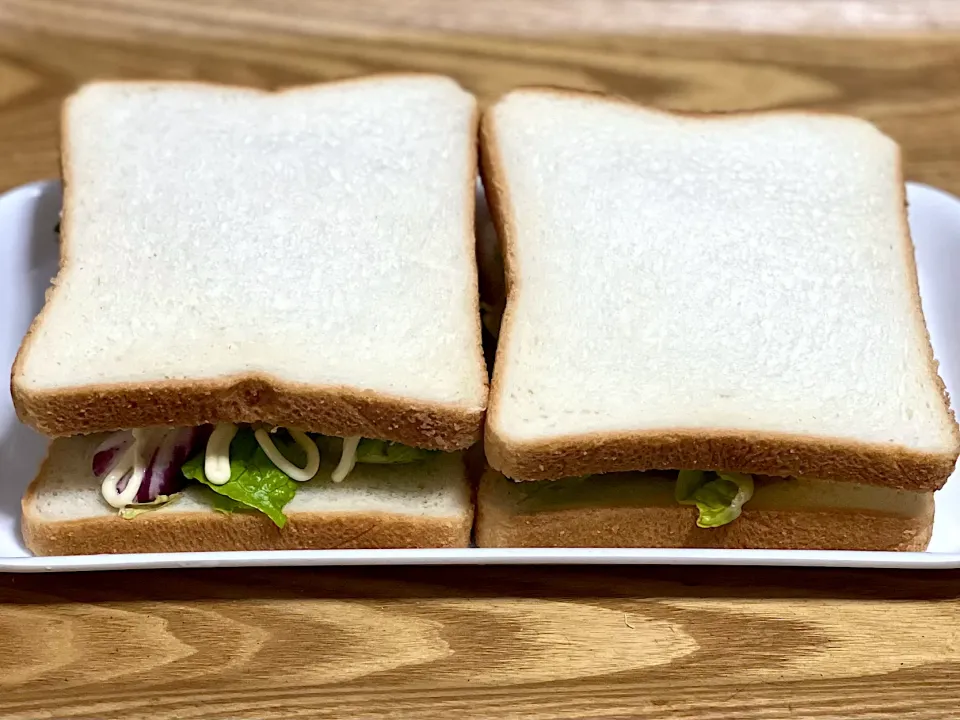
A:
355,439,436,465
119,494,182,520
181,428,299,528
675,470,755,528
207,492,255,515
516,474,595,509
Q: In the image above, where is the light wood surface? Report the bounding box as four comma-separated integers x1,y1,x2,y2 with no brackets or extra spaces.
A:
2,566,960,718
2,3,960,193
3,2,960,718
3,0,960,35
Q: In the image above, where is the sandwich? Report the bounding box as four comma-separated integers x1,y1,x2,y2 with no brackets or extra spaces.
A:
475,88,960,551
12,76,487,555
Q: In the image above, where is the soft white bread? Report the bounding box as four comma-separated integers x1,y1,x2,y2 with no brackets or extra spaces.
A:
13,76,487,450
22,435,474,555
481,88,959,490
476,471,933,551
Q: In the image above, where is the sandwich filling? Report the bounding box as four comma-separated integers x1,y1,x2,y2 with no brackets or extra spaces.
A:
674,470,754,527
509,470,929,526
540,471,755,528
92,425,438,526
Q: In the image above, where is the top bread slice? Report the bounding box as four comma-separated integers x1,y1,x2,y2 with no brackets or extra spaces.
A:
13,75,488,450
480,88,959,491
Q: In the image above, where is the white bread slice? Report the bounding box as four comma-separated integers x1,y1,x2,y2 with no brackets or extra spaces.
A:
476,471,933,551
22,434,473,555
13,76,487,450
481,88,959,491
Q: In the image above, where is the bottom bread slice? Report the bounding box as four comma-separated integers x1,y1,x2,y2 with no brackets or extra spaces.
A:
476,471,934,551
23,435,474,555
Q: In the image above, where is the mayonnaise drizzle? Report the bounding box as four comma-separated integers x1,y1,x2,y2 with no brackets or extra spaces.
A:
254,428,320,482
101,423,324,510
100,428,162,508
204,423,240,485
100,445,139,508
331,435,361,483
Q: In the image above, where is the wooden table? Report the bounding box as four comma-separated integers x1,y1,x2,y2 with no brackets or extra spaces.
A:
3,2,960,717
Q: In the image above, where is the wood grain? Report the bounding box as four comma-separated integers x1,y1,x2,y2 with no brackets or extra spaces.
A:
2,10,960,193
4,2,960,718
3,0,960,36
2,566,960,719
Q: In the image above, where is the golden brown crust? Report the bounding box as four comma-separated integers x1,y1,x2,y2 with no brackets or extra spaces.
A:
11,75,487,450
14,378,483,450
479,87,960,491
476,474,933,551
484,429,955,493
22,507,473,556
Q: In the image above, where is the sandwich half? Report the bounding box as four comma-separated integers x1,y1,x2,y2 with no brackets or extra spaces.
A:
476,88,959,550
13,76,486,554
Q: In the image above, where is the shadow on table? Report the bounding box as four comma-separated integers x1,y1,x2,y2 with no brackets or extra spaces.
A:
4,563,960,604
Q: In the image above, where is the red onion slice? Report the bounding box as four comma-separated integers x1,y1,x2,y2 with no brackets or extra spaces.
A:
135,425,213,503
92,431,134,478
95,426,214,505
115,469,134,494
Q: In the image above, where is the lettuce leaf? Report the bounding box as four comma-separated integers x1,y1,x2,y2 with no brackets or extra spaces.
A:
355,439,437,465
675,470,706,504
181,428,299,527
119,493,182,520
675,470,755,528
515,474,593,505
207,491,255,515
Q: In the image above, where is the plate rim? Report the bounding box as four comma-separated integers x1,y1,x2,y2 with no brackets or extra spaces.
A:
5,547,960,573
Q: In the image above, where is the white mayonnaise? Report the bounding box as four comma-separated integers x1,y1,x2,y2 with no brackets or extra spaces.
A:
102,422,325,510
331,435,361,483
204,423,240,485
253,428,320,482
100,428,164,508
100,444,139,509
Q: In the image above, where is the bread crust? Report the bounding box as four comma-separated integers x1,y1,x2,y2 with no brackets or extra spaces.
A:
479,87,960,491
14,376,483,451
476,473,933,551
11,75,487,450
22,506,473,556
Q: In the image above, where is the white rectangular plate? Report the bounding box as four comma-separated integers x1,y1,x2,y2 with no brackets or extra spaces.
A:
3,180,960,571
